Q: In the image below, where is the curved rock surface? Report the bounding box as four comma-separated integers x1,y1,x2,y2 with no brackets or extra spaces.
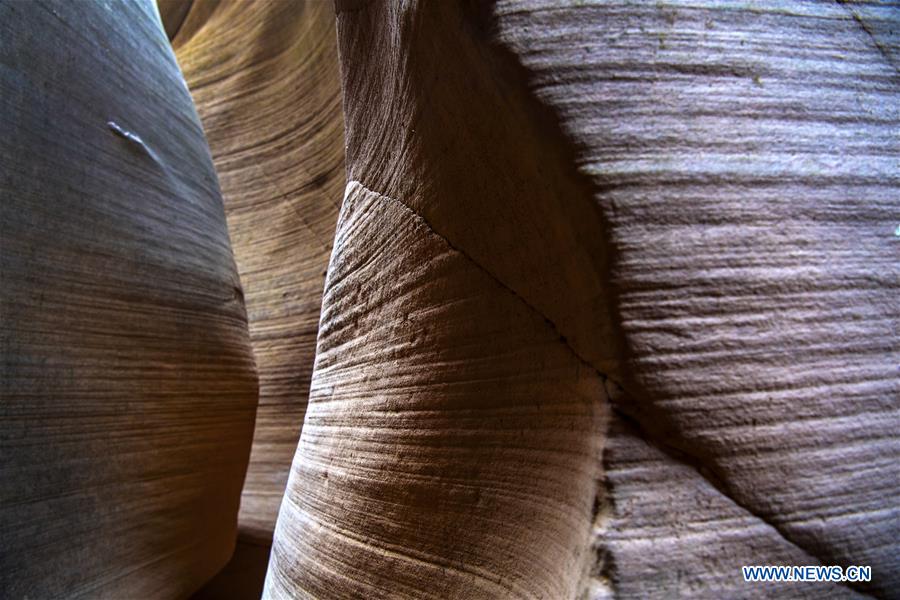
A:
264,1,899,598
1,1,257,598
3,0,897,598
265,181,607,599
171,0,345,543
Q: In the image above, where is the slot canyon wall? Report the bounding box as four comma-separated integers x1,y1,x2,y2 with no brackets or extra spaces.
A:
170,0,345,546
1,1,258,598
1,0,898,599
260,1,899,598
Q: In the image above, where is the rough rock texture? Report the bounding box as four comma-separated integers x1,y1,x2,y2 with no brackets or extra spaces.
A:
171,0,345,543
494,1,899,597
597,389,866,599
0,1,257,598
265,1,899,598
4,0,896,597
265,0,620,596
265,182,608,599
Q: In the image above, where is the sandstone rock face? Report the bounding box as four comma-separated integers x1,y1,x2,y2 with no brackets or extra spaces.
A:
264,1,899,599
0,1,257,597
171,0,345,543
3,0,897,598
265,181,607,599
493,2,899,597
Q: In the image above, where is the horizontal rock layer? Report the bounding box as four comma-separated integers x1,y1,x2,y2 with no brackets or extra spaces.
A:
494,1,899,596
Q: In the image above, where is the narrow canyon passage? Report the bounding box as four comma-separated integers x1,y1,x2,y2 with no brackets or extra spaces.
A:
1,1,897,598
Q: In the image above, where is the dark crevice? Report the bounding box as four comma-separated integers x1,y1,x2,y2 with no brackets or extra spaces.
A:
157,0,193,42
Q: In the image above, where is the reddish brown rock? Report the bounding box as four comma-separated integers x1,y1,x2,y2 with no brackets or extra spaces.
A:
3,0,897,598
171,0,345,544
265,182,608,599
